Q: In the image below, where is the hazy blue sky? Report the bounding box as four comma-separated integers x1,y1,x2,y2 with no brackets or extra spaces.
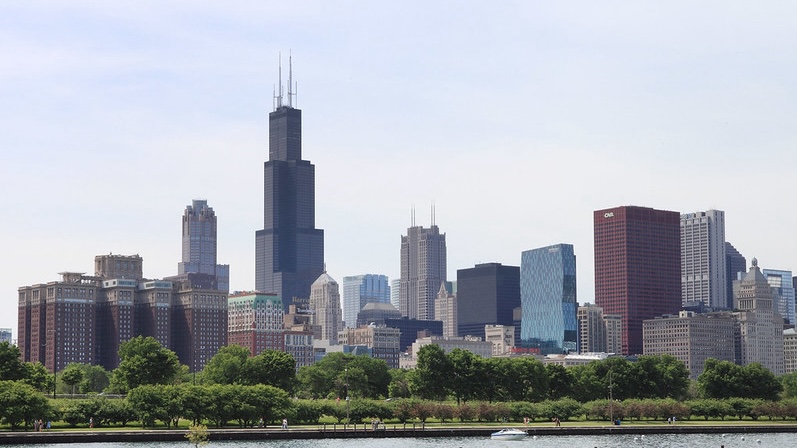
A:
3,2,796,339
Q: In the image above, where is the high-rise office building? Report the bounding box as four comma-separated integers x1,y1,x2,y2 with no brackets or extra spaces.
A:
342,274,390,328
725,242,746,309
0,328,11,344
309,272,343,345
594,206,681,356
681,210,727,309
577,304,606,353
255,60,324,308
733,258,785,375
520,244,577,354
400,221,446,320
390,278,400,311
784,328,797,374
178,199,229,292
456,263,519,340
762,268,795,325
435,282,457,338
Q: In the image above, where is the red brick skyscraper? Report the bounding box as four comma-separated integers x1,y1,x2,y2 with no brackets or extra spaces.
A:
594,206,681,355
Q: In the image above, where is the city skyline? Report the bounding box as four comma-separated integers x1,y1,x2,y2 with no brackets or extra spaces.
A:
3,3,797,338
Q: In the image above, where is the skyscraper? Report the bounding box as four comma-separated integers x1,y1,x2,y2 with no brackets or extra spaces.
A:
594,206,681,356
342,274,390,328
681,210,727,309
400,221,446,320
255,59,324,308
762,268,795,325
179,199,229,292
309,272,343,345
520,244,577,354
457,263,520,340
725,242,747,309
733,258,785,375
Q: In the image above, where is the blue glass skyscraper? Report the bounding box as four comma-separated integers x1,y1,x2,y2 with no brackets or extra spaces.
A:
520,243,577,354
342,274,391,328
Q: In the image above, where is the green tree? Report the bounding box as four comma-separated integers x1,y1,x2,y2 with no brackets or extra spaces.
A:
388,368,411,398
82,364,111,393
698,359,741,399
22,361,53,392
203,344,250,385
781,371,797,398
545,363,573,400
185,424,209,448
0,342,25,381
636,354,690,399
497,357,548,402
448,349,478,404
347,355,391,399
409,344,451,400
296,362,333,399
61,364,84,396
699,359,782,400
0,380,53,430
242,350,296,392
111,336,182,393
127,384,170,427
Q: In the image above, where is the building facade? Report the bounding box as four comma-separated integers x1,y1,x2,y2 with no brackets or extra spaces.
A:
762,268,795,325
725,242,747,310
457,263,520,340
594,206,682,355
338,325,401,369
178,199,229,292
309,272,343,345
0,328,11,344
342,274,390,328
384,317,443,352
434,282,458,338
784,328,797,374
485,324,515,356
577,304,606,354
356,302,401,327
643,311,736,379
255,67,324,308
520,245,577,354
733,258,785,375
681,210,727,309
18,272,97,372
410,335,493,359
227,292,285,355
399,223,447,320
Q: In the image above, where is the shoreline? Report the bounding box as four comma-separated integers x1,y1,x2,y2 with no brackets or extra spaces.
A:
2,424,797,445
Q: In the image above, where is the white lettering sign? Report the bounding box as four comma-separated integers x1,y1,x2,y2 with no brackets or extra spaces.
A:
604,212,614,218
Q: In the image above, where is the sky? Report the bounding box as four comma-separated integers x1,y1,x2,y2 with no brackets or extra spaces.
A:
2,2,797,340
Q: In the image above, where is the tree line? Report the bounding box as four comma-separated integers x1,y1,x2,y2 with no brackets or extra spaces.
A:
2,338,797,430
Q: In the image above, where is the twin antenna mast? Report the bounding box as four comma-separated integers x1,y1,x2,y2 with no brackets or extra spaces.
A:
273,51,297,110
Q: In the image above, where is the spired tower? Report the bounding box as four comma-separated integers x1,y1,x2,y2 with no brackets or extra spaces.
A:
255,55,324,308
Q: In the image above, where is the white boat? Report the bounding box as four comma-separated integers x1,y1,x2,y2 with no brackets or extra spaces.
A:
490,428,528,441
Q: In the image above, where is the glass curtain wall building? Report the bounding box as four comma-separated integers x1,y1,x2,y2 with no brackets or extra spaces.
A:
762,268,796,325
520,244,577,354
342,274,390,328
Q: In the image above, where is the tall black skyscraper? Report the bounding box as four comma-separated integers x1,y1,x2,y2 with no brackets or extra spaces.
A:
255,58,324,308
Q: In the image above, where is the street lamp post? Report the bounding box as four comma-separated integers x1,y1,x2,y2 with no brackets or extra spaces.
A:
608,370,613,424
345,367,350,425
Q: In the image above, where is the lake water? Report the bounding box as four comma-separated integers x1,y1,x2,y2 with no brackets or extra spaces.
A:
10,433,792,448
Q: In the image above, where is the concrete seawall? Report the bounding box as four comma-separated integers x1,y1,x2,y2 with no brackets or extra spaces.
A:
1,424,796,445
